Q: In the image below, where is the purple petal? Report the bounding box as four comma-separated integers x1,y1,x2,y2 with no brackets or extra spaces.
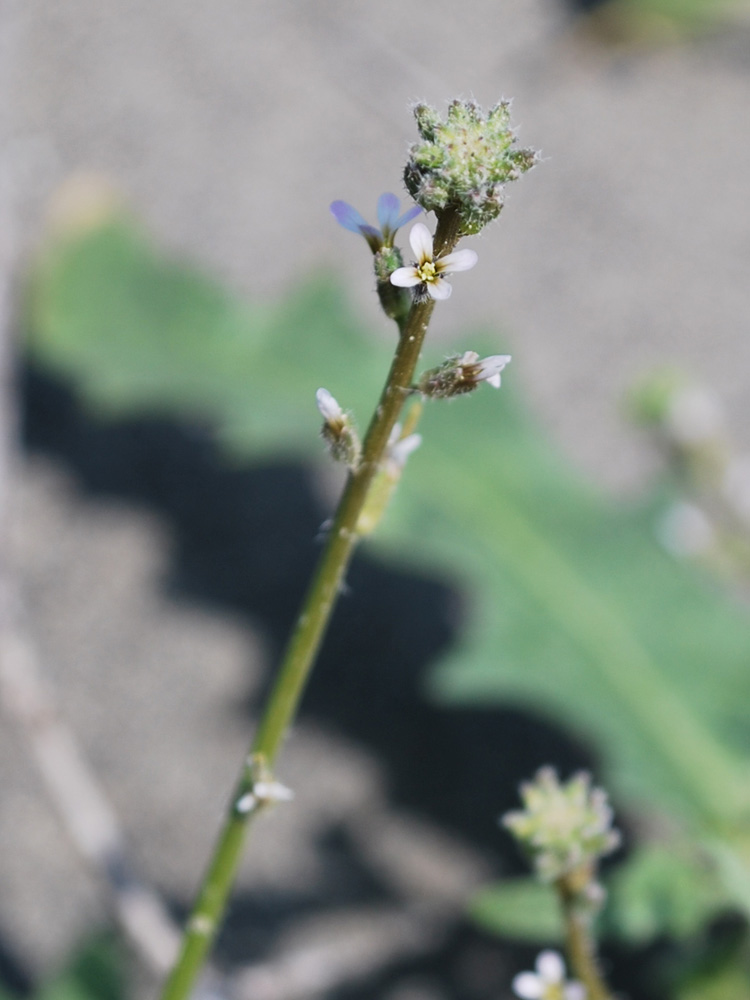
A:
394,203,422,229
330,200,371,234
358,223,382,243
376,193,401,230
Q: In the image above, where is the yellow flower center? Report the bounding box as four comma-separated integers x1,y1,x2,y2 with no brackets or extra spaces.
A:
542,986,565,1000
416,260,438,284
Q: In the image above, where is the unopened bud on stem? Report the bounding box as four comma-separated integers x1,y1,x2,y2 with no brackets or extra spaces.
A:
316,388,361,469
418,351,511,398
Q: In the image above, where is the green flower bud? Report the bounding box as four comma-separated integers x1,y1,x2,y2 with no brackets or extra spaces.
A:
374,245,412,323
404,100,538,236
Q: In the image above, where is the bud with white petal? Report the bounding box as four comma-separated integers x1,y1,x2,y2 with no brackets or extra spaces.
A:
316,388,361,469
356,423,423,536
418,351,511,398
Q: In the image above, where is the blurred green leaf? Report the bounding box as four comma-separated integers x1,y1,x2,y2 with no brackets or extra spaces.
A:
672,922,750,1000
28,217,387,457
35,937,125,1000
471,846,729,946
604,845,727,944
469,877,564,943
26,212,750,900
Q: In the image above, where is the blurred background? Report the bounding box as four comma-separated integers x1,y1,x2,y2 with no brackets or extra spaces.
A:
2,1,750,999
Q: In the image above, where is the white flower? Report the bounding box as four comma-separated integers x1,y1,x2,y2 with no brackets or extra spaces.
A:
512,951,585,1000
390,222,477,301
457,350,511,388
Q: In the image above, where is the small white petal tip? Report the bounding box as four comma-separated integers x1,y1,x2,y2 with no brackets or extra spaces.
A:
254,780,295,803
316,387,343,423
477,354,511,388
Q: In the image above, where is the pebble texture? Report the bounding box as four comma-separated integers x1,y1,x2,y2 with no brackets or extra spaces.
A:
3,0,750,989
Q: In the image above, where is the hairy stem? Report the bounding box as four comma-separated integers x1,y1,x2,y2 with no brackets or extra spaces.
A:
557,875,614,1000
159,212,461,1000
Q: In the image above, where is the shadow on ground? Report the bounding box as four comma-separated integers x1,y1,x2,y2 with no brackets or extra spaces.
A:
20,365,655,1000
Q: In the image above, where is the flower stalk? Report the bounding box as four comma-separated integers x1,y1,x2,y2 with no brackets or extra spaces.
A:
556,872,614,1000
504,769,620,1000
159,209,462,1000
161,98,537,1000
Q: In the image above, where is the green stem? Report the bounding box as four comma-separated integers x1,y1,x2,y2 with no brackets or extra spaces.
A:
159,213,461,1000
557,875,614,1000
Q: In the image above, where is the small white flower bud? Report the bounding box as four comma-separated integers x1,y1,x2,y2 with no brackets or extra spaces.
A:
316,387,361,469
253,780,294,803
316,387,344,426
418,351,511,398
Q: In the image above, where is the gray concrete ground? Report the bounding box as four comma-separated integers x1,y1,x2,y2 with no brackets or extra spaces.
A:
3,0,750,992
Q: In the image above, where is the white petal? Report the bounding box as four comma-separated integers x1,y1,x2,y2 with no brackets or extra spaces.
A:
235,793,257,813
316,387,343,423
387,423,403,446
390,266,421,288
437,248,478,274
458,351,480,365
390,433,422,468
536,951,565,984
409,222,434,263
512,973,544,999
427,278,452,300
478,353,512,373
477,354,511,385
254,780,294,802
564,984,586,1000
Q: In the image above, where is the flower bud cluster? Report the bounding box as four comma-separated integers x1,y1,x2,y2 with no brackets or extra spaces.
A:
502,767,620,884
404,100,538,235
418,351,511,398
316,388,361,470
